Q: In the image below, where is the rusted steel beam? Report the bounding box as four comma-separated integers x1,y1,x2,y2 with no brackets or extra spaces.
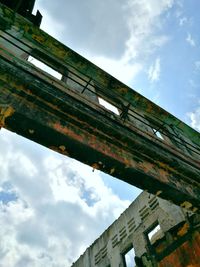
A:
0,4,198,146
0,49,199,212
0,4,199,212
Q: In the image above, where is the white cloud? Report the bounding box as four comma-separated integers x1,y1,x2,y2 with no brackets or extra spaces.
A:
124,0,173,61
188,106,200,132
148,57,161,82
179,16,187,26
0,129,132,267
86,54,142,86
33,5,65,41
186,33,196,47
195,61,200,71
34,0,173,87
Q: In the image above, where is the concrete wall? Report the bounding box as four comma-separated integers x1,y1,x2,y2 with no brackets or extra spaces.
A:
71,191,186,267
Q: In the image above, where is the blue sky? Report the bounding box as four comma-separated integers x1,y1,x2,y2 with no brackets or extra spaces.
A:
0,1,199,266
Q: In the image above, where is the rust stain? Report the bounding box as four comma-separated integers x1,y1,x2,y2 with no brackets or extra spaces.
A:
138,162,154,173
118,87,128,95
59,145,66,152
181,201,193,210
49,146,69,156
159,231,200,267
177,223,189,237
32,34,45,43
91,163,100,171
138,162,169,183
158,168,170,183
156,190,162,196
110,168,115,175
146,103,154,113
52,122,136,166
156,161,176,173
0,105,14,127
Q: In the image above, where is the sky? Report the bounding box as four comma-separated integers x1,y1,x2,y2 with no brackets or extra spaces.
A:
0,0,200,266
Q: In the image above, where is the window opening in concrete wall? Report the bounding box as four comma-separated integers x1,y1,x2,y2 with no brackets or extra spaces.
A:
98,97,120,115
149,196,159,211
152,128,164,140
28,56,62,80
123,246,135,267
147,223,162,245
139,205,150,221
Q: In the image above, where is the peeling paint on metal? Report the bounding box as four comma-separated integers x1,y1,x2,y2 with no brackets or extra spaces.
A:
59,145,66,152
181,201,193,209
156,190,162,196
177,223,189,237
0,105,14,127
28,129,34,134
110,168,115,175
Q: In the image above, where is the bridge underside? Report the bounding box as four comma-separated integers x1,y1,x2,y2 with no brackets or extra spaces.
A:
0,3,200,212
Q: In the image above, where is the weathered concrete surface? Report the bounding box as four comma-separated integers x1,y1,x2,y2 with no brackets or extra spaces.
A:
0,3,200,212
71,191,200,267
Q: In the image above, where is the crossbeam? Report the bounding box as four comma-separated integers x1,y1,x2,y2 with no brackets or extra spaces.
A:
0,4,200,212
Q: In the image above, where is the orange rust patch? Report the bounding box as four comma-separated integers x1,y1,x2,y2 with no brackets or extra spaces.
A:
59,145,66,152
32,34,45,43
52,122,135,165
138,162,154,173
158,168,170,183
177,223,189,237
0,106,14,127
156,161,176,173
91,163,100,171
156,190,162,196
138,162,170,183
159,231,200,267
146,103,154,113
49,146,69,156
181,201,193,210
119,87,128,94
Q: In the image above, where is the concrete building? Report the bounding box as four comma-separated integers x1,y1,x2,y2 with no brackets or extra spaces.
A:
71,191,200,267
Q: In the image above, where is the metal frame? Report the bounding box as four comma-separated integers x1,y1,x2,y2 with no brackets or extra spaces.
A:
0,3,199,212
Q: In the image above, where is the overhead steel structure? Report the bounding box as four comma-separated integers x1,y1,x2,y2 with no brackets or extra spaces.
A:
0,2,199,212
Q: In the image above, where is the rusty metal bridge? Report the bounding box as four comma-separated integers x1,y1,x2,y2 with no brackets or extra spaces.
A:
0,2,200,212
